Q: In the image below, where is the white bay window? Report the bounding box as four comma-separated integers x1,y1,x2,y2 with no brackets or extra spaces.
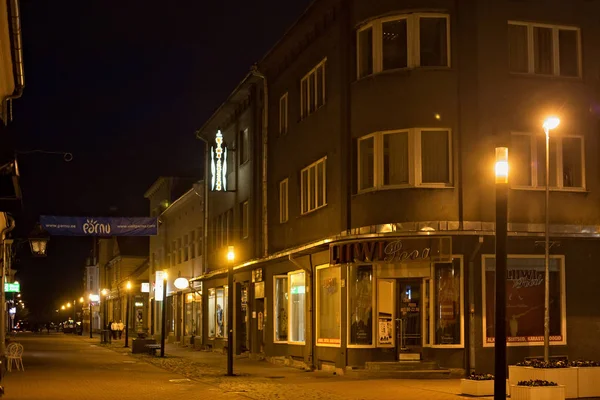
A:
511,132,585,190
357,13,450,78
358,128,452,191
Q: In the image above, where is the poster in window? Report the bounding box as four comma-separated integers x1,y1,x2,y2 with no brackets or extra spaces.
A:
378,317,393,344
349,265,373,345
485,257,563,344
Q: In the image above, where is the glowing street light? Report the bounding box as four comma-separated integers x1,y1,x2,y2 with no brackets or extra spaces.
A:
542,116,560,363
226,245,235,376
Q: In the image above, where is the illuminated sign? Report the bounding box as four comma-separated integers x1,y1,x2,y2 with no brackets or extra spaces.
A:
89,294,100,302
141,282,150,293
5,283,20,293
134,302,144,307
210,130,227,191
155,271,165,301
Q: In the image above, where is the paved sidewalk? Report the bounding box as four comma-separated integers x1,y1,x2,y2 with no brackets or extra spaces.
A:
83,335,489,400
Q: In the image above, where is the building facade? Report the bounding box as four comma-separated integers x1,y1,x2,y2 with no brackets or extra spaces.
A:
145,177,203,345
193,0,600,374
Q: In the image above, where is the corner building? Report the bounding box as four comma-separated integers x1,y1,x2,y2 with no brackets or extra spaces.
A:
196,0,600,374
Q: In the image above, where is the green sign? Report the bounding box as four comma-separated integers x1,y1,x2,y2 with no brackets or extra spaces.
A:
5,283,20,293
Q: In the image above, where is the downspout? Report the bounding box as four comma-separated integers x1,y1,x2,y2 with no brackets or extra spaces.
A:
4,0,24,123
289,254,314,370
196,136,210,276
250,66,268,258
467,236,483,374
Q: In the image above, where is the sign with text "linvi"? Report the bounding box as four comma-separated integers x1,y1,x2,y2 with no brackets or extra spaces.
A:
40,216,158,236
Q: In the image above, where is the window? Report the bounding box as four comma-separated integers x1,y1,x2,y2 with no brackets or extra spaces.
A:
511,132,584,190
358,129,452,191
289,271,306,343
241,201,249,239
483,255,565,346
301,157,327,214
316,265,341,345
183,235,189,262
300,59,326,118
226,208,233,245
208,289,215,338
348,265,374,346
279,179,288,223
508,22,580,77
433,259,462,345
240,128,249,164
274,276,288,342
274,271,306,344
184,292,201,337
356,14,449,78
279,93,288,135
190,231,196,259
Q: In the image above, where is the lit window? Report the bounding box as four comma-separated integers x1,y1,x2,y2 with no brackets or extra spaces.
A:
511,132,585,190
300,59,326,119
356,14,449,78
208,287,228,339
357,129,452,192
300,157,327,214
508,21,580,77
316,265,341,346
274,271,306,344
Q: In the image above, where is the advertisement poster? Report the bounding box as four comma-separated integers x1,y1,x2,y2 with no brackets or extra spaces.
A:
378,317,393,344
485,257,563,344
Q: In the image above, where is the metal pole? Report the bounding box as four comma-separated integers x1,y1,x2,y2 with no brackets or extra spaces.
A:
125,292,130,348
0,242,7,356
544,128,550,362
227,262,234,376
160,276,167,357
89,301,93,338
494,179,508,400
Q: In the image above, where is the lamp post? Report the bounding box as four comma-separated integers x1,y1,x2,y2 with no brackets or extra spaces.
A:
101,288,108,343
125,281,131,348
78,297,84,335
226,245,235,376
494,147,509,400
160,271,168,357
542,116,560,362
88,293,93,338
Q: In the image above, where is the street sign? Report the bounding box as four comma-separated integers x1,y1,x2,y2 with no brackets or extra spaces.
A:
5,282,20,292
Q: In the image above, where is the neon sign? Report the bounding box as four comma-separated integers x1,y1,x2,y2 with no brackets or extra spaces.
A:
210,130,228,191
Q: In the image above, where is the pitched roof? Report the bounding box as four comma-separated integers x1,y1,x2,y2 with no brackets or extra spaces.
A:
116,236,148,257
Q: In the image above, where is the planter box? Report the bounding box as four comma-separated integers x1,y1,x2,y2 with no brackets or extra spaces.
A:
576,367,600,398
508,366,577,399
510,385,565,400
532,368,578,399
460,379,510,396
132,338,157,354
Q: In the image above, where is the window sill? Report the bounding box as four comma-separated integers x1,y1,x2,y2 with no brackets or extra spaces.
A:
508,72,582,81
512,186,588,193
316,342,341,348
354,66,452,83
300,203,327,216
356,185,454,195
288,341,306,346
299,104,326,122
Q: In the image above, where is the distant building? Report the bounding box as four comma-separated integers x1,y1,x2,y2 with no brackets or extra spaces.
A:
192,0,600,375
144,177,203,344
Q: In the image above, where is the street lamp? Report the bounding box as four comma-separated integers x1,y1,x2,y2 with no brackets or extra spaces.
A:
226,245,234,376
88,293,93,338
125,281,131,348
542,116,560,362
28,223,50,257
494,147,509,400
160,271,168,357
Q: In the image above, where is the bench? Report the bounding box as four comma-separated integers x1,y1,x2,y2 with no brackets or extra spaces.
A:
144,344,161,356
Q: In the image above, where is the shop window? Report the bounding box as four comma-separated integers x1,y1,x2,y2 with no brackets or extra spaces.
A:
433,260,462,345
166,295,175,333
289,271,306,343
194,293,202,338
316,265,341,345
348,265,374,346
208,289,216,338
274,276,288,342
184,293,193,336
214,287,227,338
483,255,565,346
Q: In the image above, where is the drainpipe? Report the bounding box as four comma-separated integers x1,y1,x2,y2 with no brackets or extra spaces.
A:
0,214,15,357
289,254,314,370
4,0,24,123
196,136,210,276
250,66,268,258
467,236,483,374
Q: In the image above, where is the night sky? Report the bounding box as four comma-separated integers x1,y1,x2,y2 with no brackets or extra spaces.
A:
8,0,311,321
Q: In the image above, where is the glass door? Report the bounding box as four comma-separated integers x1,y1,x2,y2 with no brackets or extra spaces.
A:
397,280,422,357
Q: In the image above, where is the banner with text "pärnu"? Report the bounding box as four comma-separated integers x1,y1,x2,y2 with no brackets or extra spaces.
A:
40,216,158,236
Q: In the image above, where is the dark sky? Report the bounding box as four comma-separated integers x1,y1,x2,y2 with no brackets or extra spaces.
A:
8,0,311,321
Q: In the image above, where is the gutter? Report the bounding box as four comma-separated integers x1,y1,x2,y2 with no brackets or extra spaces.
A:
4,0,24,123
250,65,269,258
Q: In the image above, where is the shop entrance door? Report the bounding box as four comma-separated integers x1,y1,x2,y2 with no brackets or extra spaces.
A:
397,280,422,359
